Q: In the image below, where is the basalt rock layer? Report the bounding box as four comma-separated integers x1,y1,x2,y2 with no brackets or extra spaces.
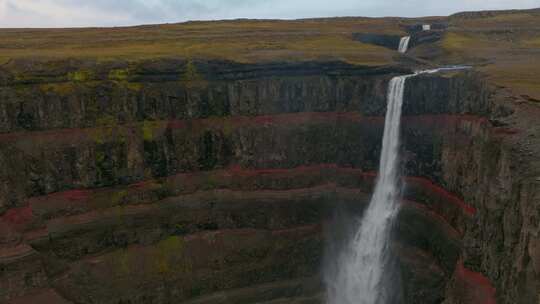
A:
1,9,540,304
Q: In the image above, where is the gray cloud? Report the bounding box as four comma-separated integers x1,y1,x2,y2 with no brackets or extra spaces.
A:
0,0,538,28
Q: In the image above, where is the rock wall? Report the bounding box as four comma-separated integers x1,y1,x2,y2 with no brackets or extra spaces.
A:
1,61,533,304
439,92,540,304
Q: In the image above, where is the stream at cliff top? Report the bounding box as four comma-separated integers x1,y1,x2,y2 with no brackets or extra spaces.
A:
325,66,471,304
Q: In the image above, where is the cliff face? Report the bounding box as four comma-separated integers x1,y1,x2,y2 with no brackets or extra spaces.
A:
0,60,522,304
0,62,489,211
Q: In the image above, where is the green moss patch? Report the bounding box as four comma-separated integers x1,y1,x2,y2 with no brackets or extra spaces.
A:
68,70,95,82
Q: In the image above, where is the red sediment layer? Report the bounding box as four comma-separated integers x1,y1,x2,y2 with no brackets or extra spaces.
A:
29,188,106,208
183,228,260,241
165,120,188,129
28,182,161,222
0,244,35,262
182,225,320,242
167,112,366,130
129,180,155,189
0,112,490,145
362,171,377,176
144,113,492,134
20,164,476,224
236,168,374,183
395,243,445,276
402,114,489,125
493,127,520,136
401,201,462,239
43,185,345,235
226,163,340,176
1,206,36,230
23,228,49,243
355,172,476,216
454,260,497,304
271,224,321,237
45,189,92,202
0,126,89,143
46,203,154,230
406,176,476,216
26,190,94,220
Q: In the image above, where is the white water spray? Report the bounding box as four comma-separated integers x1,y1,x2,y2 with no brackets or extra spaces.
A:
398,36,410,53
422,24,431,31
325,66,471,304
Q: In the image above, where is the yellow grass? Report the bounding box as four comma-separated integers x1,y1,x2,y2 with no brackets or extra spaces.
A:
0,18,408,65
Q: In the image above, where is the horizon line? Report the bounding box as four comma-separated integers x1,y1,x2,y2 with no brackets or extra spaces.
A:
0,7,538,30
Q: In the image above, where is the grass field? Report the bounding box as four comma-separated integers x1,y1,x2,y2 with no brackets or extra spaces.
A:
1,9,539,99
0,18,414,66
435,9,540,99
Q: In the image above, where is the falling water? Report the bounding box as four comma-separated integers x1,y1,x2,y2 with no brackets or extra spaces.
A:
325,74,412,304
325,66,471,304
422,24,431,31
397,36,410,53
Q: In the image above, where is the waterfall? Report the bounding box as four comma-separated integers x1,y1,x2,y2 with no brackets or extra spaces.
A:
398,36,410,53
422,24,431,31
324,66,471,304
325,74,412,304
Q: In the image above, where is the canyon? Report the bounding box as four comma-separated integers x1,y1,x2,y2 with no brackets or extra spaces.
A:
0,8,539,304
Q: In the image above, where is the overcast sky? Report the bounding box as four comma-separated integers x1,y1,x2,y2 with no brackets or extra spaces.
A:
0,0,538,28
